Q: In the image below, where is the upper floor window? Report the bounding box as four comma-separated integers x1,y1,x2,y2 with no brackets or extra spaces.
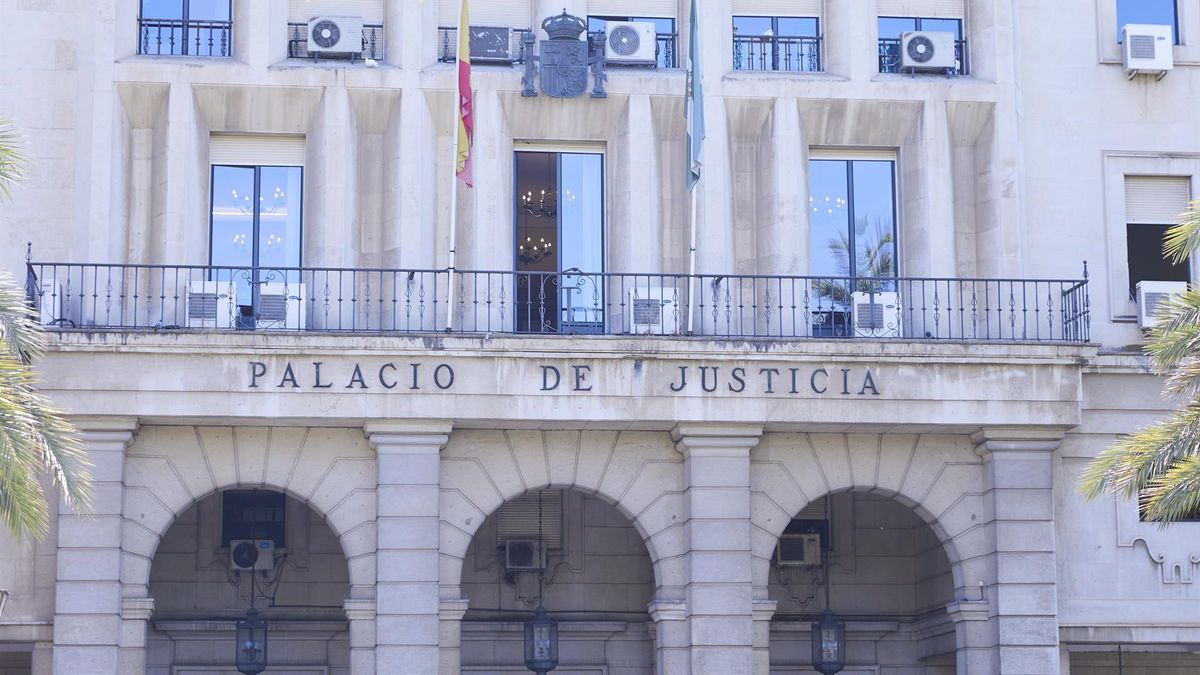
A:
588,16,678,68
877,16,967,75
1125,175,1191,298
222,490,287,548
138,0,231,56
807,156,898,337
733,16,821,72
1117,0,1178,44
288,0,385,62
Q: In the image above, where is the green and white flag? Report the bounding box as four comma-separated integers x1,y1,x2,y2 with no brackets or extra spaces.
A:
685,0,704,193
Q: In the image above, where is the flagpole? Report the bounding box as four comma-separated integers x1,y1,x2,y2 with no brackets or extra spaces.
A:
687,185,697,334
446,92,461,332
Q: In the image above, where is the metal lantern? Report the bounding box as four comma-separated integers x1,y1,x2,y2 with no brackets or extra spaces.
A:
235,608,268,675
523,603,559,674
810,608,846,675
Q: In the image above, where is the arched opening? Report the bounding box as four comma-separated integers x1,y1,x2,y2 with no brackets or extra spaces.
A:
768,491,958,674
146,488,351,673
459,487,656,673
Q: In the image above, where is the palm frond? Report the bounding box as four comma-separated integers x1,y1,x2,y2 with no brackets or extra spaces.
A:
1163,200,1200,265
0,117,25,203
1077,401,1200,500
1141,454,1200,525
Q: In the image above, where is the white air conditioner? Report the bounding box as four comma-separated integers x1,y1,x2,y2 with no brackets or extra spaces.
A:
1136,280,1187,329
230,539,276,572
307,16,364,54
1122,24,1173,79
628,286,680,335
777,533,821,567
186,280,236,329
469,26,513,62
504,539,547,572
37,279,62,326
851,291,901,338
256,282,305,330
605,21,657,66
900,31,957,72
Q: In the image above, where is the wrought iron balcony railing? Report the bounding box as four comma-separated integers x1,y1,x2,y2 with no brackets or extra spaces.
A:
138,18,231,57
587,30,678,69
288,23,385,61
25,261,1090,343
733,35,822,72
878,37,969,75
437,27,535,64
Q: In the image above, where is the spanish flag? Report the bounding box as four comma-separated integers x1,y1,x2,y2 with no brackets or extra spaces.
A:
455,0,474,187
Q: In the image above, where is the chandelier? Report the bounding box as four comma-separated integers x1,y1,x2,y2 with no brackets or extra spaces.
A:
518,235,553,265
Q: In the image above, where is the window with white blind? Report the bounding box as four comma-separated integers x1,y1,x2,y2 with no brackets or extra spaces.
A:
1125,175,1192,296
438,0,531,27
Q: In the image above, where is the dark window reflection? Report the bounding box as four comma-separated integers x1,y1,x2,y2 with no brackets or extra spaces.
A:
1117,0,1178,43
1127,223,1189,297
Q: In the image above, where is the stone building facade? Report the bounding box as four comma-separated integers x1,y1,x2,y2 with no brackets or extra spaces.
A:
0,0,1199,674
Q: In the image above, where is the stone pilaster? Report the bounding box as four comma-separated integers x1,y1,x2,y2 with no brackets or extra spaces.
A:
672,423,762,674
649,599,688,674
52,417,137,674
752,598,778,675
30,641,53,675
970,428,1065,675
118,596,154,674
438,597,470,675
366,420,451,675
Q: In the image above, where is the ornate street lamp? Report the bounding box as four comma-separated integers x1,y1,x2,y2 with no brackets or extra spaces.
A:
235,608,268,675
524,602,559,674
811,608,846,674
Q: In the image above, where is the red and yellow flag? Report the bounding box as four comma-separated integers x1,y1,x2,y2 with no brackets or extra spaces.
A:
455,0,473,187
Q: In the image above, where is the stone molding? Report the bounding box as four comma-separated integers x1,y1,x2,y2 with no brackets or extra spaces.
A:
970,426,1067,456
364,419,453,450
120,596,155,621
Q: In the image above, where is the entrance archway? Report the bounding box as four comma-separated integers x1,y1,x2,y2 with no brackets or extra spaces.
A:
146,489,352,674
459,487,656,673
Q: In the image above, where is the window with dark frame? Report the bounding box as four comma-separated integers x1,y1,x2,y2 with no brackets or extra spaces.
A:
1124,175,1191,298
732,16,821,72
138,0,232,56
587,16,677,68
877,16,965,74
221,490,287,548
1116,0,1179,44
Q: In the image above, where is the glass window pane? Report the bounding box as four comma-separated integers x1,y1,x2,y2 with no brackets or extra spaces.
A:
631,17,675,35
919,18,962,40
809,160,851,281
733,16,773,35
256,167,303,274
777,17,819,37
877,17,917,40
1117,0,1177,43
559,153,605,330
188,0,231,21
210,165,255,305
850,161,897,283
1128,223,1190,296
140,0,183,19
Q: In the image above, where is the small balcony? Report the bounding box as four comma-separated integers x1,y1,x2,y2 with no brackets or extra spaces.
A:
437,27,535,65
138,17,231,57
733,34,822,72
288,23,385,62
878,37,969,75
588,30,678,69
25,261,1090,343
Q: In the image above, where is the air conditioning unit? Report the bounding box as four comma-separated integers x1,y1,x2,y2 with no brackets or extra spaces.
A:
230,539,276,572
307,16,364,55
186,281,236,329
1122,24,1173,79
504,539,547,572
628,286,680,335
469,26,514,62
36,278,63,326
1136,280,1187,329
604,21,658,66
851,291,901,338
900,31,957,72
777,532,821,567
256,282,305,330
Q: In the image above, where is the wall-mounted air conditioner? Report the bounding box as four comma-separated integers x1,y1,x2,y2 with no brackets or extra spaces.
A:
37,278,63,326
900,31,957,72
186,280,236,329
1122,24,1173,79
628,286,680,335
1136,280,1187,329
604,21,657,66
851,291,900,338
256,282,305,330
230,539,276,572
470,26,514,62
307,16,364,55
777,532,821,567
504,539,547,572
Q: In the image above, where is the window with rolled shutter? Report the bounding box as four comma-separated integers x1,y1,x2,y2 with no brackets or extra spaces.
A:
288,0,384,24
439,0,532,27
495,489,564,549
588,0,676,18
732,0,820,17
1125,175,1192,295
876,0,964,18
210,134,306,167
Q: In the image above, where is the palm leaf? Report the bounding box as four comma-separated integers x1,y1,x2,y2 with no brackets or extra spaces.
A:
0,117,25,202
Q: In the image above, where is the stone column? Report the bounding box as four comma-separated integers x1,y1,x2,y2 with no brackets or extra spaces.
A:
52,418,137,674
345,597,377,675
969,428,1065,675
366,421,452,675
672,423,762,674
118,596,154,674
752,598,777,675
649,599,688,674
